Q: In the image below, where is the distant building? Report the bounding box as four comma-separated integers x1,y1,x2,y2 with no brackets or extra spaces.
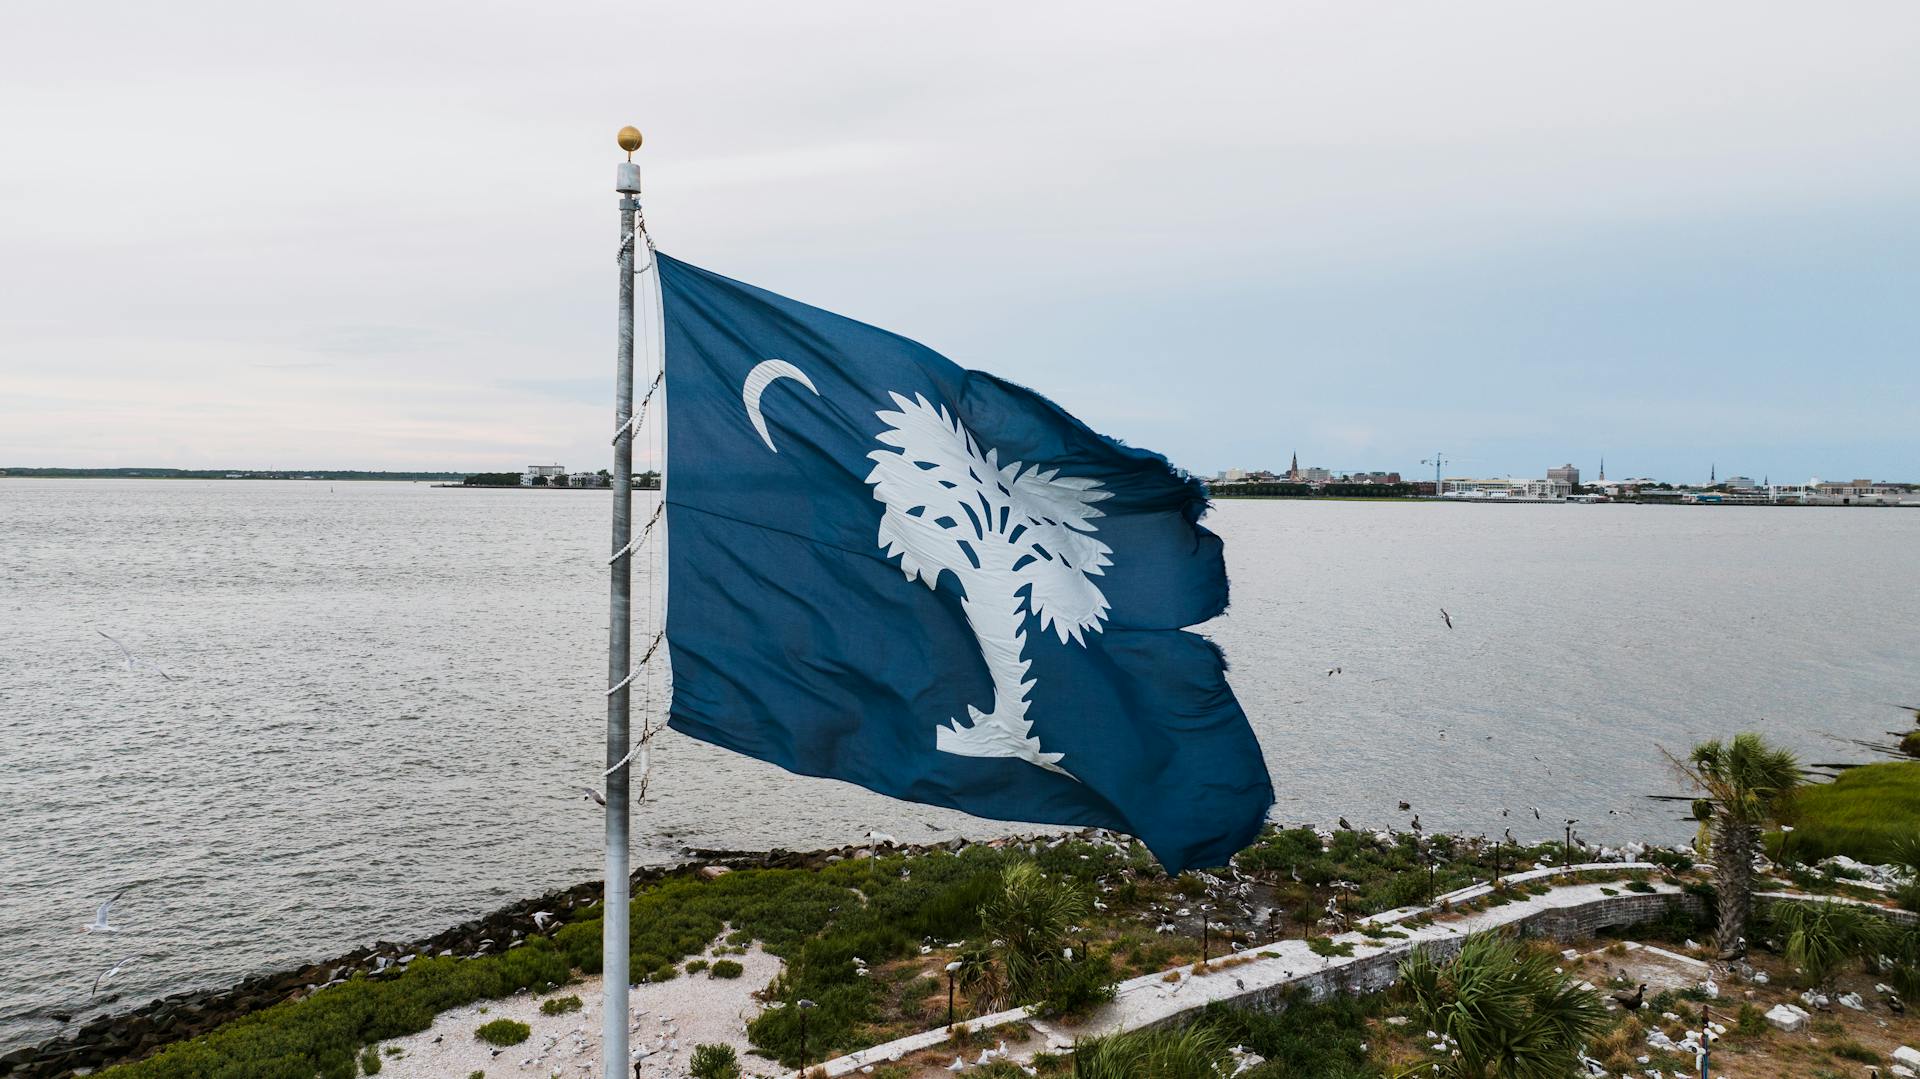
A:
1221,467,1247,482
571,471,607,488
1441,477,1572,501
1343,471,1402,485
1547,463,1580,488
1300,466,1332,484
522,464,566,486
1722,475,1757,489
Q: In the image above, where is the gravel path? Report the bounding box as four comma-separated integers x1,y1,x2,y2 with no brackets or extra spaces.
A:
376,942,785,1079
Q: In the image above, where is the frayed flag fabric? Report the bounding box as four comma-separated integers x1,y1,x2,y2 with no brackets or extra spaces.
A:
658,253,1273,872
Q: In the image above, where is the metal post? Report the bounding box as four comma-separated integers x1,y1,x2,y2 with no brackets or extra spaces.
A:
603,124,644,1079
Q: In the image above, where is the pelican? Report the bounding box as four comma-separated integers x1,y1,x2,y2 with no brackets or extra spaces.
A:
96,631,173,680
83,889,128,934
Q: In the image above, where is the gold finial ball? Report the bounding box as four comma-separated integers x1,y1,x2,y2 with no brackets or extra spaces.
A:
617,126,644,154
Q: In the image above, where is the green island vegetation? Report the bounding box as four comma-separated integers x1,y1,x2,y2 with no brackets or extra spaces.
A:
536,993,582,1016
83,731,1919,1079
1781,760,1920,864
472,1018,530,1046
688,1042,741,1079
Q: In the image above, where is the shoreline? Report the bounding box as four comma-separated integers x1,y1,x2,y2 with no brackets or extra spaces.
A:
0,833,1091,1077
8,806,1911,1078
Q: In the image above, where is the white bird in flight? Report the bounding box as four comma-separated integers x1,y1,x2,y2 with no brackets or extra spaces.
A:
92,956,137,998
83,889,128,934
578,786,606,807
96,631,174,680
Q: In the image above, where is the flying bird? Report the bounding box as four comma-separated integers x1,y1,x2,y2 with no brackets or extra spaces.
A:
1440,609,1452,630
1531,806,1542,820
578,786,606,807
531,911,555,931
83,889,128,934
96,631,173,680
92,957,138,998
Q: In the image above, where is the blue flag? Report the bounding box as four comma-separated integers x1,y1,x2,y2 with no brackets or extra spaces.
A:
659,254,1273,872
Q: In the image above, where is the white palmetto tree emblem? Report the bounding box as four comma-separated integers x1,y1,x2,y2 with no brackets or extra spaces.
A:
865,391,1113,777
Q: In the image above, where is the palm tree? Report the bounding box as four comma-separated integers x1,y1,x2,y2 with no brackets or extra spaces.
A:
978,861,1087,1002
1399,932,1609,1079
1667,732,1803,957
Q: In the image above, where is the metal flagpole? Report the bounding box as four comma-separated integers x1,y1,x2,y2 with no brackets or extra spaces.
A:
604,123,644,1079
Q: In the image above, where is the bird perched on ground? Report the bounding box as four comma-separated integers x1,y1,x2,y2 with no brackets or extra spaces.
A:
96,631,174,680
1609,984,1647,1011
1440,609,1452,630
1337,817,1353,831
1409,814,1422,832
578,787,606,806
1887,992,1905,1016
83,889,128,934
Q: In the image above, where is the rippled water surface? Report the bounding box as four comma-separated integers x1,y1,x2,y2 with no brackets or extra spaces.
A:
2,480,1914,1044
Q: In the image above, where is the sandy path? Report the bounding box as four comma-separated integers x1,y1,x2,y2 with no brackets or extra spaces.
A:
376,942,785,1079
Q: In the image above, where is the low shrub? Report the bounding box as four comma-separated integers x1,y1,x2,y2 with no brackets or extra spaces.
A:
1831,1039,1880,1063
1736,1003,1767,1035
1072,1024,1231,1079
539,994,582,1016
1766,901,1890,987
1305,936,1354,958
1032,953,1118,1018
474,1019,530,1047
710,959,744,979
358,1046,381,1074
686,959,710,974
689,1043,741,1079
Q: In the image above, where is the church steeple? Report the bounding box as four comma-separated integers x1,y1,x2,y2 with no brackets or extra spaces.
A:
1598,456,1605,482
1289,451,1298,480
1710,463,1716,485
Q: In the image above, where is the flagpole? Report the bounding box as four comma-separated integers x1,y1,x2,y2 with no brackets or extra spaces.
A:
604,124,644,1079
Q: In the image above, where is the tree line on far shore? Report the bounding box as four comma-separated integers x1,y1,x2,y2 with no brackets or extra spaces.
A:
462,471,660,489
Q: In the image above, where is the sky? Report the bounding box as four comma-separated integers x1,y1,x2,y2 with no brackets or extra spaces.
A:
2,2,1917,482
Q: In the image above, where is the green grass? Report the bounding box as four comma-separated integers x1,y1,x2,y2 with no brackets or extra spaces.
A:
357,1047,380,1074
538,994,582,1016
473,1019,529,1046
1782,762,1920,863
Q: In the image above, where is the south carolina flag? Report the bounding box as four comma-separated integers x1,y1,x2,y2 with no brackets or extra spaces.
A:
658,254,1272,872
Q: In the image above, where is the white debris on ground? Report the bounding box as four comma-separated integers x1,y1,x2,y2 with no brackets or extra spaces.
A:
375,943,784,1079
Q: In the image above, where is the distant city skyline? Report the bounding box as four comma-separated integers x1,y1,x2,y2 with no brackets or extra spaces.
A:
3,3,1917,481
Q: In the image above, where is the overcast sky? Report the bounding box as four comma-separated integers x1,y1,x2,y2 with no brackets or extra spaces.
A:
3,2,1917,481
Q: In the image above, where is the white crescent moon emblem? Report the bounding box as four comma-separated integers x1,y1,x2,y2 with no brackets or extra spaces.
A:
742,359,819,453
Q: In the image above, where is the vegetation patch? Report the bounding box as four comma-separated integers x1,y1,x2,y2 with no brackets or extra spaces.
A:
1781,761,1920,863
709,959,743,979
473,1019,530,1047
538,994,582,1016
